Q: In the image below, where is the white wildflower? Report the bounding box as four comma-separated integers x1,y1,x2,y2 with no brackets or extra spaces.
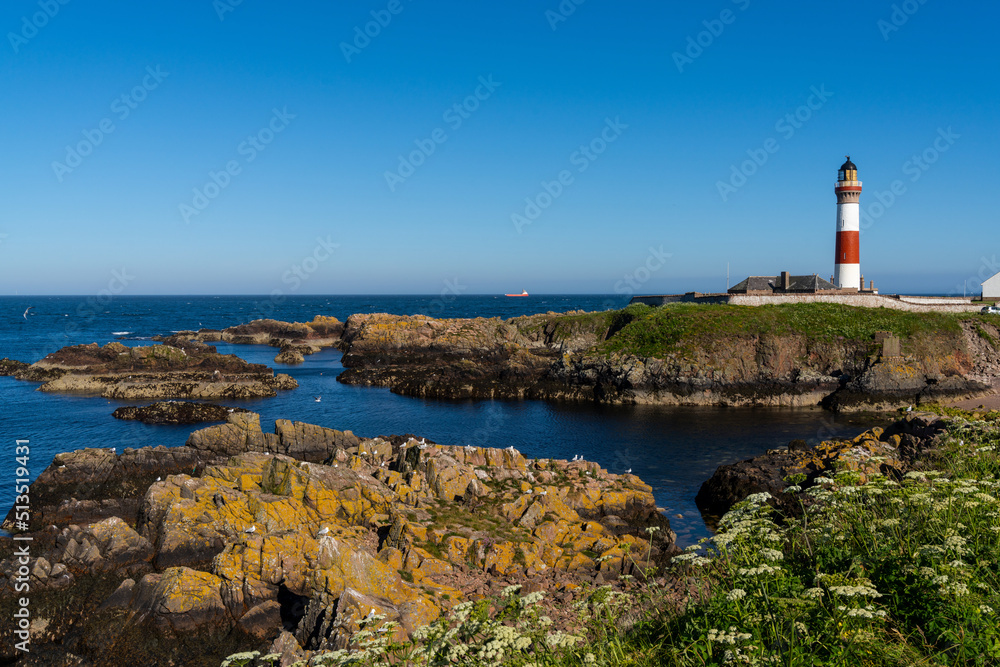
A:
726,588,747,601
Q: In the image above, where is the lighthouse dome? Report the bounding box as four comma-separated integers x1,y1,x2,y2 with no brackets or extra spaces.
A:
838,156,857,181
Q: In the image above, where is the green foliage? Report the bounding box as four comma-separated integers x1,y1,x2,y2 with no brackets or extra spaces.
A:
665,417,1000,666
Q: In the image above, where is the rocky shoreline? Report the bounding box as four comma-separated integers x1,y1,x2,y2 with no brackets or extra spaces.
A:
331,309,998,412
170,315,343,366
6,304,998,411
0,409,960,666
5,338,297,400
0,413,673,666
695,412,951,520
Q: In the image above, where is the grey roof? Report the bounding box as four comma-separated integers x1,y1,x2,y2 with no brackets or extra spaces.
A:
729,274,838,293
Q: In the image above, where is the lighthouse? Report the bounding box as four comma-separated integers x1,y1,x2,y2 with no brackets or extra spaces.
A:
833,156,862,290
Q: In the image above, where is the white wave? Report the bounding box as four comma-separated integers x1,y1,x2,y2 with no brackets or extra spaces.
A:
112,331,132,336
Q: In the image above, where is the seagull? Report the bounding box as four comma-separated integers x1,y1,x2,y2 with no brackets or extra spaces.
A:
244,525,256,534
315,396,322,402
625,468,632,474
156,476,161,481
22,307,32,319
318,526,330,536
906,405,913,412
464,445,475,451
572,455,578,461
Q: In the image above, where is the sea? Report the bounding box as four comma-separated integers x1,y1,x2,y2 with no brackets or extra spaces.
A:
0,295,878,546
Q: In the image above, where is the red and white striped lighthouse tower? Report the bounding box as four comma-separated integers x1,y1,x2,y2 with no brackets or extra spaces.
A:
833,156,862,290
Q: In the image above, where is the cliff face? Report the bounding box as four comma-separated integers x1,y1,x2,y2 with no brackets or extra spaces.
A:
336,306,1000,410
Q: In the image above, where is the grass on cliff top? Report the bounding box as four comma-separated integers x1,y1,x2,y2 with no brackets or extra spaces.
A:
598,302,969,358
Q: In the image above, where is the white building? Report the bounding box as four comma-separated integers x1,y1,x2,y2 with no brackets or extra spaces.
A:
983,271,1000,299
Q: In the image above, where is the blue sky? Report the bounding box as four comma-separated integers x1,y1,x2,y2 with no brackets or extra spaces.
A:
1,1,997,296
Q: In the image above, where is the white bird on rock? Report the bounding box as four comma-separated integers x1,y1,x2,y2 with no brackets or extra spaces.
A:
244,525,256,534
906,405,913,412
572,455,578,461
625,468,632,474
318,526,330,536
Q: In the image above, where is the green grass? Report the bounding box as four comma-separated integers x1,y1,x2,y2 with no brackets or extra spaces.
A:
597,302,969,359
974,324,998,348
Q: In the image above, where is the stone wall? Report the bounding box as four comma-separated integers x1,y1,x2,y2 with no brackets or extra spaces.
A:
630,293,985,313
727,293,983,312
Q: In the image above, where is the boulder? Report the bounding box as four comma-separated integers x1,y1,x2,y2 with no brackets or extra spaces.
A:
127,567,230,632
275,347,306,365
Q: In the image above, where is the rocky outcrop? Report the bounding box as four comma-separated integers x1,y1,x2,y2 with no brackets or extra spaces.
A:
113,401,251,424
6,445,221,531
337,310,997,410
184,412,361,462
0,413,672,666
820,329,993,411
0,357,28,375
11,341,297,399
696,413,950,518
175,316,343,354
274,346,308,365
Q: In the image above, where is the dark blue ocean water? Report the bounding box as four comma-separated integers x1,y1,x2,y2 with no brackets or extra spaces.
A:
0,295,876,545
